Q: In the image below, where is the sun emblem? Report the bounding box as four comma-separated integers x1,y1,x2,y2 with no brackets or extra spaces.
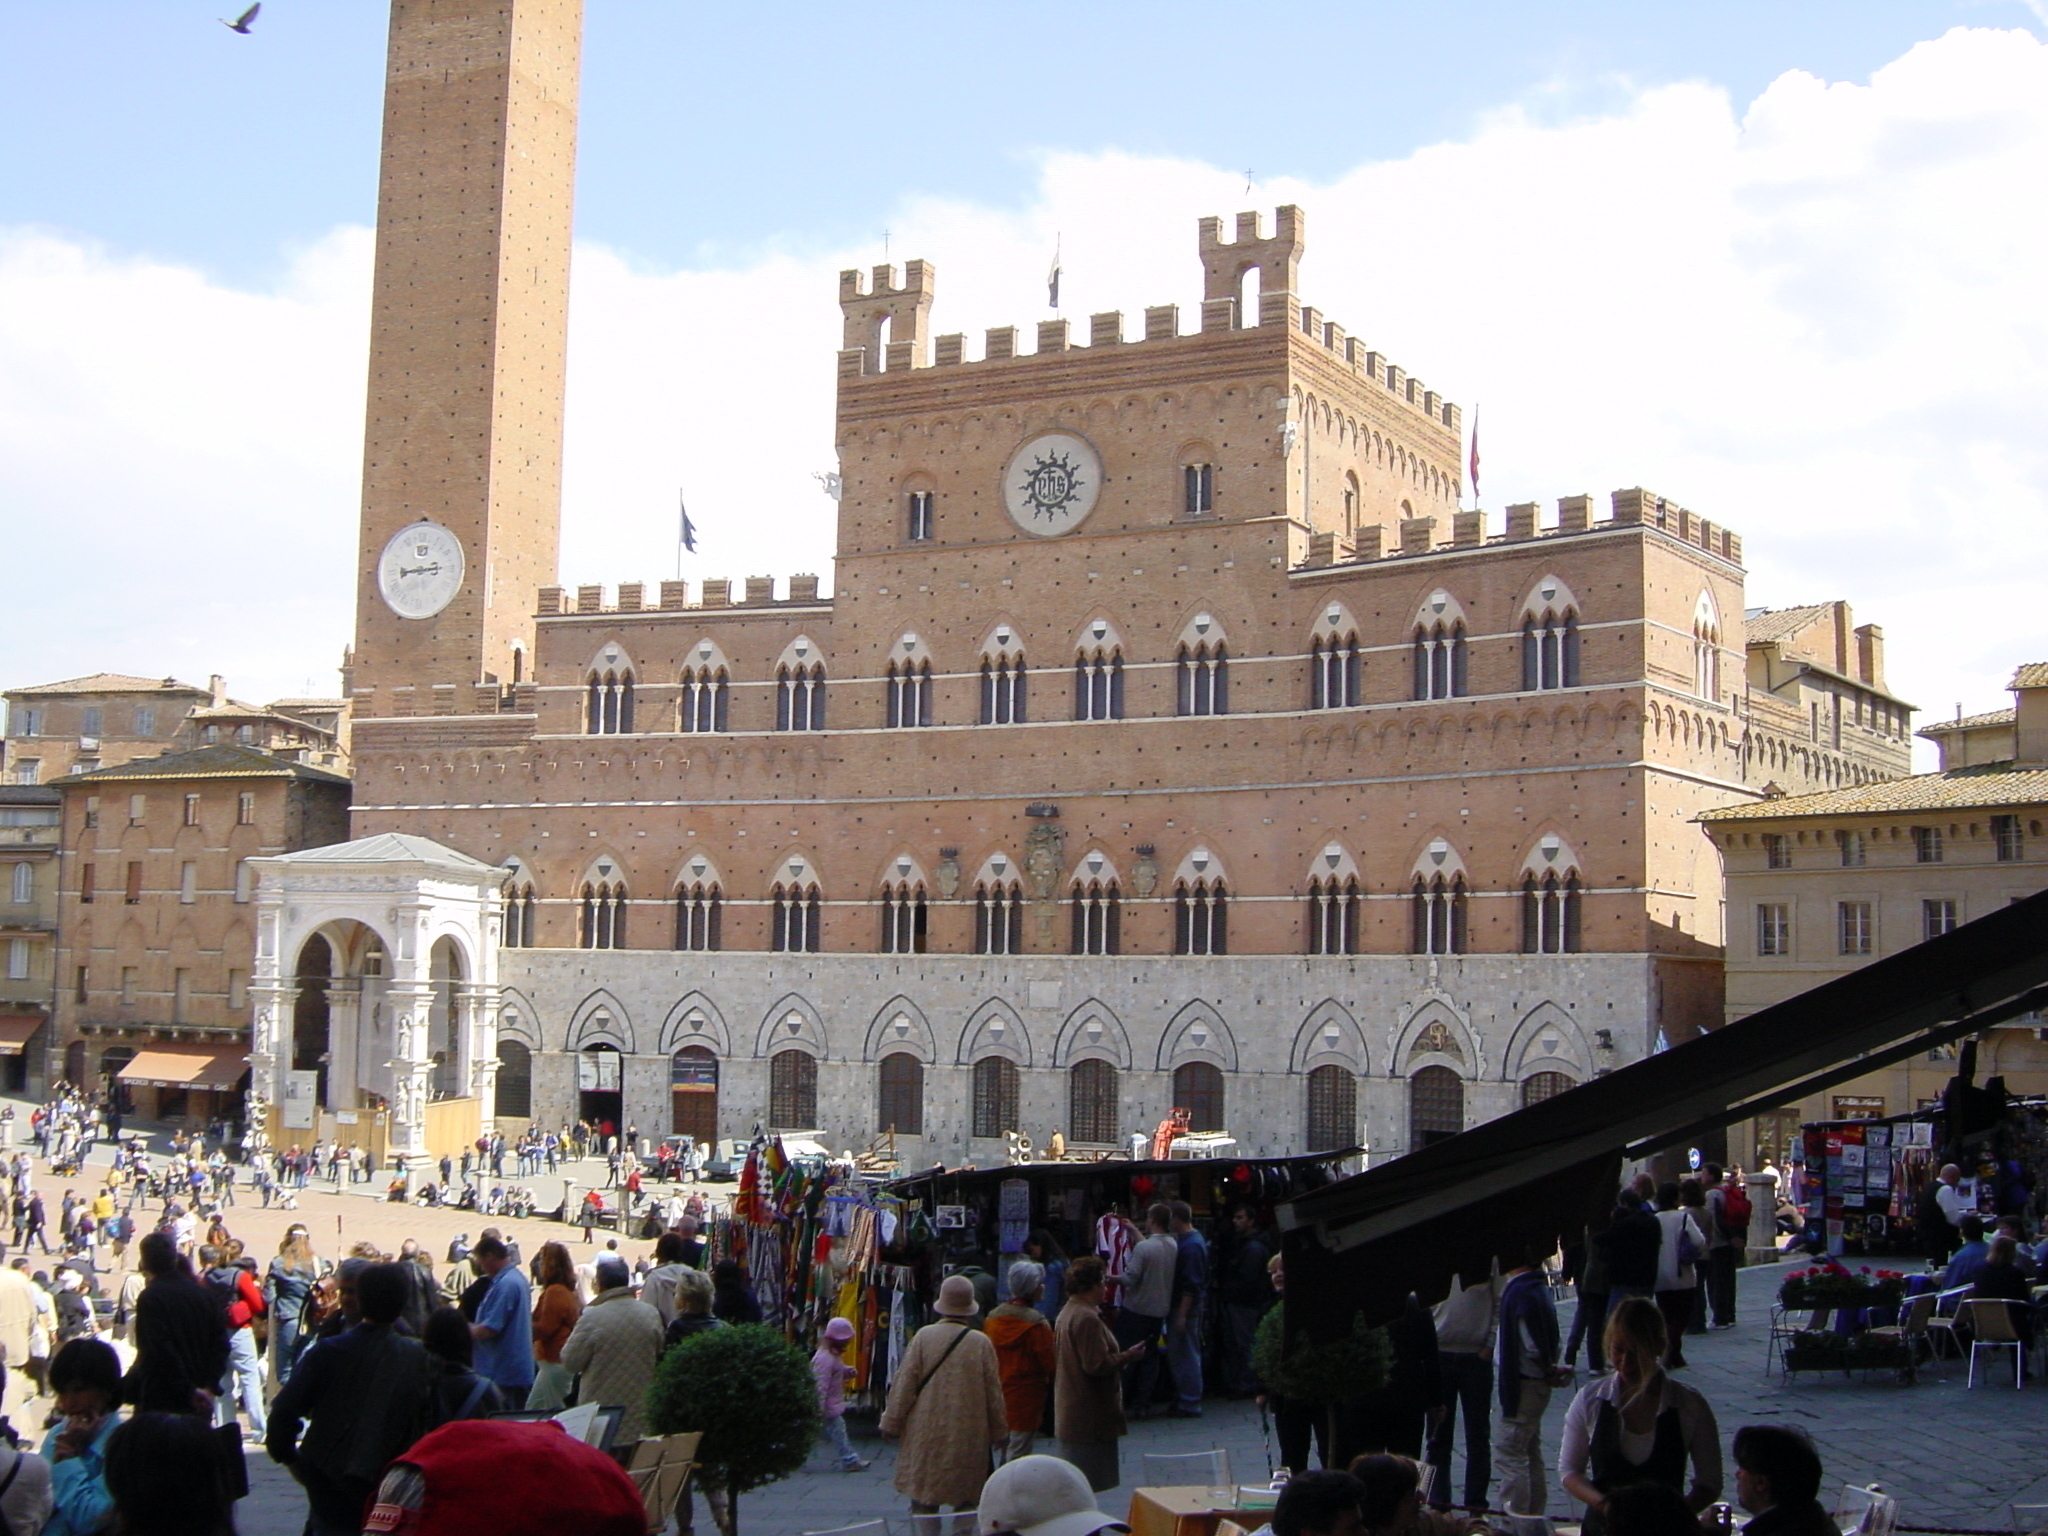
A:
1018,449,1086,523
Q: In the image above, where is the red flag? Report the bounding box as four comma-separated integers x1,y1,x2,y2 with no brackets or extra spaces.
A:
1467,407,1480,503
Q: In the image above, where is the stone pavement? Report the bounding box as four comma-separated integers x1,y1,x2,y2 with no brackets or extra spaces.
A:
228,1258,2048,1535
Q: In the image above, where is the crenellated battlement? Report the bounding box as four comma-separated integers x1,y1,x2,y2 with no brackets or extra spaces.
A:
840,207,1458,438
536,573,832,619
1293,487,1743,572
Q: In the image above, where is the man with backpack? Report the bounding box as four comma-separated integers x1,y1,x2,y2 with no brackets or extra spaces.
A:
1702,1164,1746,1329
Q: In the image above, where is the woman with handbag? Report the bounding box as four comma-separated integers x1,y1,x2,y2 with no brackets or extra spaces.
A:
265,1226,327,1388
1650,1182,1706,1369
880,1274,1007,1531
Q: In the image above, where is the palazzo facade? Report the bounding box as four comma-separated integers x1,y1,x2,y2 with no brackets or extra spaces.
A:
255,0,1915,1168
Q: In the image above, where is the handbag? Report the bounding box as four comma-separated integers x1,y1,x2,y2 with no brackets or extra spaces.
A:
1675,1213,1703,1269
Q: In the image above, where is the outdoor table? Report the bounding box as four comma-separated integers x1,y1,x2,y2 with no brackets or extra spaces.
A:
1126,1487,1275,1536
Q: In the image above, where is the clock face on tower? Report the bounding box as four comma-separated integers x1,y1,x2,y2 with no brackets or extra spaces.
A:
376,522,466,619
1001,431,1102,538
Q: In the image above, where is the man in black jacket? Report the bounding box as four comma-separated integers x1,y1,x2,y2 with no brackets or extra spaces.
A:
1733,1424,1837,1536
120,1231,229,1415
1596,1188,1663,1305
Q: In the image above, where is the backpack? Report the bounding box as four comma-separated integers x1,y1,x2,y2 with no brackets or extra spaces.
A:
1719,1184,1753,1239
204,1266,243,1324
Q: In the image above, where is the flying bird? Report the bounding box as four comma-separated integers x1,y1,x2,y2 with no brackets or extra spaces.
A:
220,3,260,33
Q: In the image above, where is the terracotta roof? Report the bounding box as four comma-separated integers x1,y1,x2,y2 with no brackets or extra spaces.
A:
7,673,205,697
1920,708,2015,736
264,832,500,872
1699,760,2048,822
51,743,349,787
1743,604,1832,647
2012,662,2048,690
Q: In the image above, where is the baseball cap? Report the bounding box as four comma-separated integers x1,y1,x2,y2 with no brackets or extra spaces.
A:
979,1456,1129,1536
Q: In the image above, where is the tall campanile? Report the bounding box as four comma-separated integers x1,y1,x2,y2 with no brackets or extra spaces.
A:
350,0,582,715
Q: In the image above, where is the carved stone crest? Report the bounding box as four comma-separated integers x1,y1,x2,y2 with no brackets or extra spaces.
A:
935,851,961,900
1131,848,1159,899
1024,823,1066,901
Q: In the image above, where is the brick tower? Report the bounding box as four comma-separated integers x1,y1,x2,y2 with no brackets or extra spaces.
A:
350,0,582,716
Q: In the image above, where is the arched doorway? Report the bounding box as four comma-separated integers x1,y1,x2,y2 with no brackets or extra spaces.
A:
427,936,465,1100
96,1045,135,1113
293,932,332,1106
1171,1061,1225,1133
64,1040,87,1093
578,1043,623,1134
1409,1065,1465,1152
495,1040,532,1121
671,1046,718,1142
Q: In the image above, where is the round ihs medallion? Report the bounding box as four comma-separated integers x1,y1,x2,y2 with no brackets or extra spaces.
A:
1001,431,1102,537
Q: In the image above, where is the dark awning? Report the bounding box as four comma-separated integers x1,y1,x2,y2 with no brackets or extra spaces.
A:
1276,886,2048,1338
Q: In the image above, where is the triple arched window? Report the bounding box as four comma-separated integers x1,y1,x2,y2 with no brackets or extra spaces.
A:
878,881,928,955
586,669,634,734
771,882,822,952
674,881,722,951
1413,623,1467,700
1522,610,1580,691
1307,875,1361,955
1176,644,1228,716
887,660,932,728
975,881,1024,955
1074,648,1123,721
502,884,536,948
579,882,627,949
980,655,1027,724
1521,872,1582,953
1311,633,1361,709
1174,878,1228,955
777,663,826,730
1070,879,1121,956
680,667,728,732
1411,874,1467,954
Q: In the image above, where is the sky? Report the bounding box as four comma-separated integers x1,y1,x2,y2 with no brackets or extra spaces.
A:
4,2,2047,754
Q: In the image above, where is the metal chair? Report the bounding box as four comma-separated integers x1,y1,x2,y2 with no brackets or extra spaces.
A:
1923,1286,1976,1365
803,1523,900,1536
1866,1292,1939,1380
1833,1484,1899,1536
1767,1304,1827,1377
1143,1449,1232,1490
1964,1298,2026,1389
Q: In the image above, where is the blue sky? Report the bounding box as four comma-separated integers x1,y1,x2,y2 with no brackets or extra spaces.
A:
3,3,2046,734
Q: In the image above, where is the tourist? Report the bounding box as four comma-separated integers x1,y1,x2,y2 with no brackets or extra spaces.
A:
120,1233,228,1417
422,1304,505,1421
1557,1298,1722,1536
1427,1267,1499,1511
105,1412,236,1536
639,1230,697,1326
664,1266,724,1352
1024,1229,1069,1321
880,1273,1007,1529
464,1235,535,1404
1492,1244,1569,1517
357,1417,646,1536
559,1253,666,1456
812,1316,869,1471
1272,1469,1366,1536
262,1226,324,1387
1346,1292,1441,1463
1943,1215,1991,1288
1350,1453,1487,1536
1701,1164,1740,1329
1216,1205,1275,1399
1052,1254,1141,1493
266,1262,437,1536
985,1258,1056,1463
42,1336,121,1536
199,1243,267,1441
1114,1203,1176,1417
0,1252,39,1425
1971,1235,2034,1353
526,1240,582,1410
1731,1425,1834,1536
1650,1183,1705,1369
1165,1200,1209,1417
710,1257,762,1324
976,1453,1131,1536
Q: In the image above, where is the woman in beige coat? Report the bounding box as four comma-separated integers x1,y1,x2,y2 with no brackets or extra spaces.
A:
1053,1255,1142,1493
881,1274,1007,1527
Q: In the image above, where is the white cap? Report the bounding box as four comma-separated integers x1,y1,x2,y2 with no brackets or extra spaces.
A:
978,1456,1129,1536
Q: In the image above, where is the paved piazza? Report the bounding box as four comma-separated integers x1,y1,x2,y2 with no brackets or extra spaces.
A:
10,1111,2036,1536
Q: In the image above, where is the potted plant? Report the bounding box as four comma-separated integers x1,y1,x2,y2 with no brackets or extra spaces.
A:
646,1323,822,1536
1778,1262,1906,1310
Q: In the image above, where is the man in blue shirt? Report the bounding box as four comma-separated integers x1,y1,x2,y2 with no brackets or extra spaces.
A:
1166,1199,1210,1418
466,1235,535,1400
1944,1215,1991,1289
1494,1245,1569,1516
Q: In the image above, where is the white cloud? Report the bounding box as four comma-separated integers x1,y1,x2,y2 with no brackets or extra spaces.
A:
6,25,2046,746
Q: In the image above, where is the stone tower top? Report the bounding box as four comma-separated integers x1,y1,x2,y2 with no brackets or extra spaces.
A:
1198,205,1305,328
838,260,937,377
